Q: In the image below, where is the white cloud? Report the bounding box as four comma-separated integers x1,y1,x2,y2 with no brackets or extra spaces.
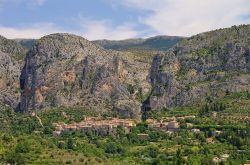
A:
33,0,46,6
23,0,47,8
0,23,66,39
3,0,249,40
76,17,139,40
0,19,139,40
115,0,250,36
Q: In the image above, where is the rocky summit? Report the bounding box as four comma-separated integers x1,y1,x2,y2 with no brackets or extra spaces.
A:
17,33,151,120
148,25,250,110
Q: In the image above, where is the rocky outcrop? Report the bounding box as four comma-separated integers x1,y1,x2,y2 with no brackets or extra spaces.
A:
18,33,151,120
0,36,26,108
149,25,250,110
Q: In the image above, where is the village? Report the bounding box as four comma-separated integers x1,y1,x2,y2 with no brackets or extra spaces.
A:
52,116,198,137
51,114,231,163
52,114,224,142
52,117,182,137
53,117,136,137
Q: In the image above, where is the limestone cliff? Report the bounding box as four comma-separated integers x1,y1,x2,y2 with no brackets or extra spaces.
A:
2,25,250,119
0,35,26,108
17,33,151,120
149,25,250,110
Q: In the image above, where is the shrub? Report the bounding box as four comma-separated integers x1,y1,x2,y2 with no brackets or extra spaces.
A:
79,158,85,162
65,160,72,164
104,142,124,154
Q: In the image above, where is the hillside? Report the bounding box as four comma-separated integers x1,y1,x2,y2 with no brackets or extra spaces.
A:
13,36,183,52
0,25,250,118
0,25,250,165
148,25,250,111
93,35,183,51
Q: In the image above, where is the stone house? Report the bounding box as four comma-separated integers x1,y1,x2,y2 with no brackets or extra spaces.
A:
191,128,201,133
167,121,180,131
137,133,149,140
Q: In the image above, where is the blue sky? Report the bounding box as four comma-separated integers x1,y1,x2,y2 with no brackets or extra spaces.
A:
0,0,250,40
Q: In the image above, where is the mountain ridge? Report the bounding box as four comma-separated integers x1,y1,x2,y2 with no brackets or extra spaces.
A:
0,25,250,120
93,35,184,51
147,24,250,111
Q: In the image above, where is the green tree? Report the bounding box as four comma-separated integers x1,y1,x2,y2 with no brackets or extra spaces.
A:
4,140,31,165
15,140,31,154
116,126,125,138
1,134,12,143
199,104,210,117
43,126,53,134
127,84,135,94
148,147,159,158
4,150,25,165
174,148,183,165
104,142,124,154
67,138,74,150
247,90,250,99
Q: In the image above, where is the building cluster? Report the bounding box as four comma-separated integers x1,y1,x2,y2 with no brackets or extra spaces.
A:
52,117,136,137
52,115,209,137
146,118,180,133
212,154,230,164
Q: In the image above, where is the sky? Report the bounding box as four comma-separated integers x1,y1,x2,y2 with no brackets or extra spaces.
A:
0,0,250,40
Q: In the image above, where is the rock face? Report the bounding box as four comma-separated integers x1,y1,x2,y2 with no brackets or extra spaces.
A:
2,25,250,119
149,25,250,110
18,33,151,120
0,35,26,108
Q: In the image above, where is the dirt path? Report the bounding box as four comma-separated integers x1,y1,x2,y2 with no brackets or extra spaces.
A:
35,114,44,127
